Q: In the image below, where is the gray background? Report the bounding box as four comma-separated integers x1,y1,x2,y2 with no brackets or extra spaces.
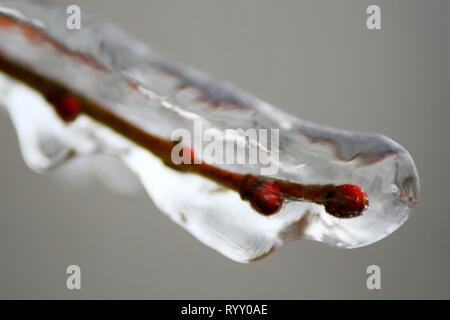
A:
0,0,449,299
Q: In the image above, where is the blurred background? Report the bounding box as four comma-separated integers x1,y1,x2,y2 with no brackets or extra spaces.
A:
0,0,449,299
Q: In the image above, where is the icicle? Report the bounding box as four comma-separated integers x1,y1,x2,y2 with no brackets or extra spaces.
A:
0,0,419,262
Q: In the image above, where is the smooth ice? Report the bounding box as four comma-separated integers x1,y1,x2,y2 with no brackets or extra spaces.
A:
0,0,419,262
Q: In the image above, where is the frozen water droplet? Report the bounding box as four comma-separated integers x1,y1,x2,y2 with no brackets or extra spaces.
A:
0,0,419,262
0,73,73,172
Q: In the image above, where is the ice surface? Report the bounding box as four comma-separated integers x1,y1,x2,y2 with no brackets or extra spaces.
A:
0,0,419,262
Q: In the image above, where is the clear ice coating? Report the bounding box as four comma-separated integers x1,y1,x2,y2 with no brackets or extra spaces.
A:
0,0,419,262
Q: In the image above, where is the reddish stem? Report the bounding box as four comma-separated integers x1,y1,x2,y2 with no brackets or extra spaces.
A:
0,49,368,219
